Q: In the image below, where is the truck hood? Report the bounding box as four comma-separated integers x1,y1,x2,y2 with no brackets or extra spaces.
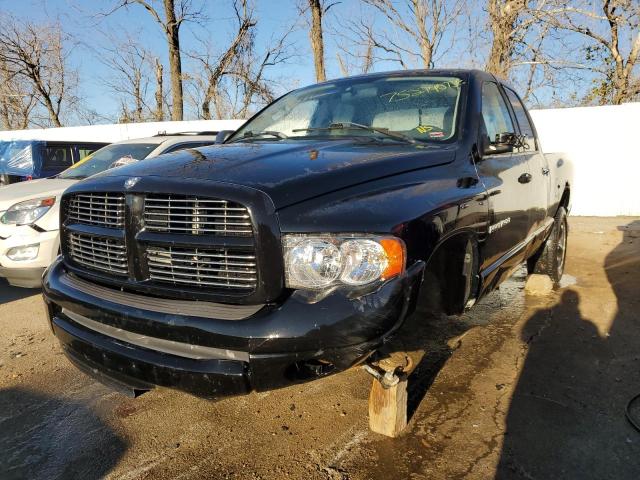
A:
0,178,78,211
94,140,456,208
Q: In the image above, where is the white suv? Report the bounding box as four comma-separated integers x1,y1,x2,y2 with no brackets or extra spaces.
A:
0,133,219,287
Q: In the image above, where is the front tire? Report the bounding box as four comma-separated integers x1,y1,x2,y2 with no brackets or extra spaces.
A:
527,206,568,283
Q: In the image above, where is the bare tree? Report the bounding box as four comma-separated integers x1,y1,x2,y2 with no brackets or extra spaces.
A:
109,1,205,120
186,0,295,119
537,0,640,104
232,26,295,117
154,58,164,121
335,20,375,76
0,58,37,129
308,0,328,81
485,0,529,79
0,18,78,127
101,37,154,122
483,0,584,106
188,0,256,119
341,0,465,70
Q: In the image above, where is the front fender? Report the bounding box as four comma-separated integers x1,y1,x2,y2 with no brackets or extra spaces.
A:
277,164,487,265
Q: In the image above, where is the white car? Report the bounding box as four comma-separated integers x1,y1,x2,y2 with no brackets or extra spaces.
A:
0,133,219,287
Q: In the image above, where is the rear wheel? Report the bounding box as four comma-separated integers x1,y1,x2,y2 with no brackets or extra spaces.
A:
527,206,568,283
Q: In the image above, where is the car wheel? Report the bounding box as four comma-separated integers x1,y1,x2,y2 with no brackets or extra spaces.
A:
527,206,568,284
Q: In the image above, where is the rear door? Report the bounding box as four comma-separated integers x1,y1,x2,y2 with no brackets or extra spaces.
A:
476,81,532,271
502,87,550,236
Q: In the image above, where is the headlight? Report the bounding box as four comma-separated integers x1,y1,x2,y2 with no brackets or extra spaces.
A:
0,197,56,225
7,244,40,261
283,234,405,290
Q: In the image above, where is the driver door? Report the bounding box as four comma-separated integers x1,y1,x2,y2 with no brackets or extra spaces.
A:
476,81,532,274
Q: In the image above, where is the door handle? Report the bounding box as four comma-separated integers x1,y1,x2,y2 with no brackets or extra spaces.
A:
542,167,550,175
518,173,532,184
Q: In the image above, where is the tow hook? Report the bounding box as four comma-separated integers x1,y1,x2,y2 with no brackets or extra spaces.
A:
363,364,400,389
363,353,413,389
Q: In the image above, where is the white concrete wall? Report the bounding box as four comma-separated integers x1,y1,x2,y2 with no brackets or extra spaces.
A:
530,103,640,216
0,120,245,143
2,107,637,216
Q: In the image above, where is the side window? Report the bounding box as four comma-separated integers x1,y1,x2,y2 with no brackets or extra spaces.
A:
43,145,73,169
504,88,537,150
481,82,515,144
77,145,101,160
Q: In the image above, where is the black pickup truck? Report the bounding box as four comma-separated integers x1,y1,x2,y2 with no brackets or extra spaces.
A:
43,69,572,398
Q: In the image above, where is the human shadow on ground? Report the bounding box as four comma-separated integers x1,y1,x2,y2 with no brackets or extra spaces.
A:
0,387,127,480
0,278,39,304
496,220,640,479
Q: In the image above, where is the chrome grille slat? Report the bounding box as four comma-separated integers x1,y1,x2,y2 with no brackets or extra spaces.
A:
147,258,256,268
68,232,128,275
68,193,125,229
147,245,257,291
143,226,253,234
147,263,256,276
150,269,256,281
146,250,255,260
144,198,230,203
148,275,255,289
69,244,127,257
144,194,253,236
146,212,250,220
146,219,251,225
145,206,248,212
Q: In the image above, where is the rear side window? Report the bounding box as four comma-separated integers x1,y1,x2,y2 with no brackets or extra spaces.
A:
504,88,537,150
481,82,515,144
43,144,73,169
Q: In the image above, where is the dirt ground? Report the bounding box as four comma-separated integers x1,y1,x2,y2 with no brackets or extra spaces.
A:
1,217,639,480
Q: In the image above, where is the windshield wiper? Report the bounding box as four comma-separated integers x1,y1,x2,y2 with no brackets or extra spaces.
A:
230,130,288,142
293,122,417,144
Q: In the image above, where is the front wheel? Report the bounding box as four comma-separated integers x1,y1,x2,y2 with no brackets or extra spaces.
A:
527,207,568,283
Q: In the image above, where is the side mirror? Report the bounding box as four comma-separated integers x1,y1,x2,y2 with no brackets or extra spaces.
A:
215,130,234,144
483,132,517,156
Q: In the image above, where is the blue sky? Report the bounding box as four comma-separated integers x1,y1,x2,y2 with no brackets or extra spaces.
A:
1,0,487,121
0,0,628,122
1,0,329,118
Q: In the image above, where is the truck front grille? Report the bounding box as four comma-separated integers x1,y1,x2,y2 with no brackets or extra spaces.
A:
63,190,268,300
144,195,252,236
68,232,128,276
147,245,257,290
67,193,125,229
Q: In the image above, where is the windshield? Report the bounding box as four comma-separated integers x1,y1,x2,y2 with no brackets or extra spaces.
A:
58,143,157,179
231,76,463,143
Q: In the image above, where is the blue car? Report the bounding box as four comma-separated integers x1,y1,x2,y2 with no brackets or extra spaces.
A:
0,140,106,186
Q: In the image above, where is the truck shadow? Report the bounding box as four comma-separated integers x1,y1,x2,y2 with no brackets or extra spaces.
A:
0,387,127,480
0,279,40,304
496,220,640,479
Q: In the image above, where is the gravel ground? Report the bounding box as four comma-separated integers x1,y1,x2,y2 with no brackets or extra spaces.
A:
1,217,639,480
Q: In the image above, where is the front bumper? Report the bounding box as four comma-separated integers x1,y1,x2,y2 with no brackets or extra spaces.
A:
43,258,424,398
0,225,59,288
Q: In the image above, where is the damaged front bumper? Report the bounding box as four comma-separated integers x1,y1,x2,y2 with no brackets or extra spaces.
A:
42,258,424,398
